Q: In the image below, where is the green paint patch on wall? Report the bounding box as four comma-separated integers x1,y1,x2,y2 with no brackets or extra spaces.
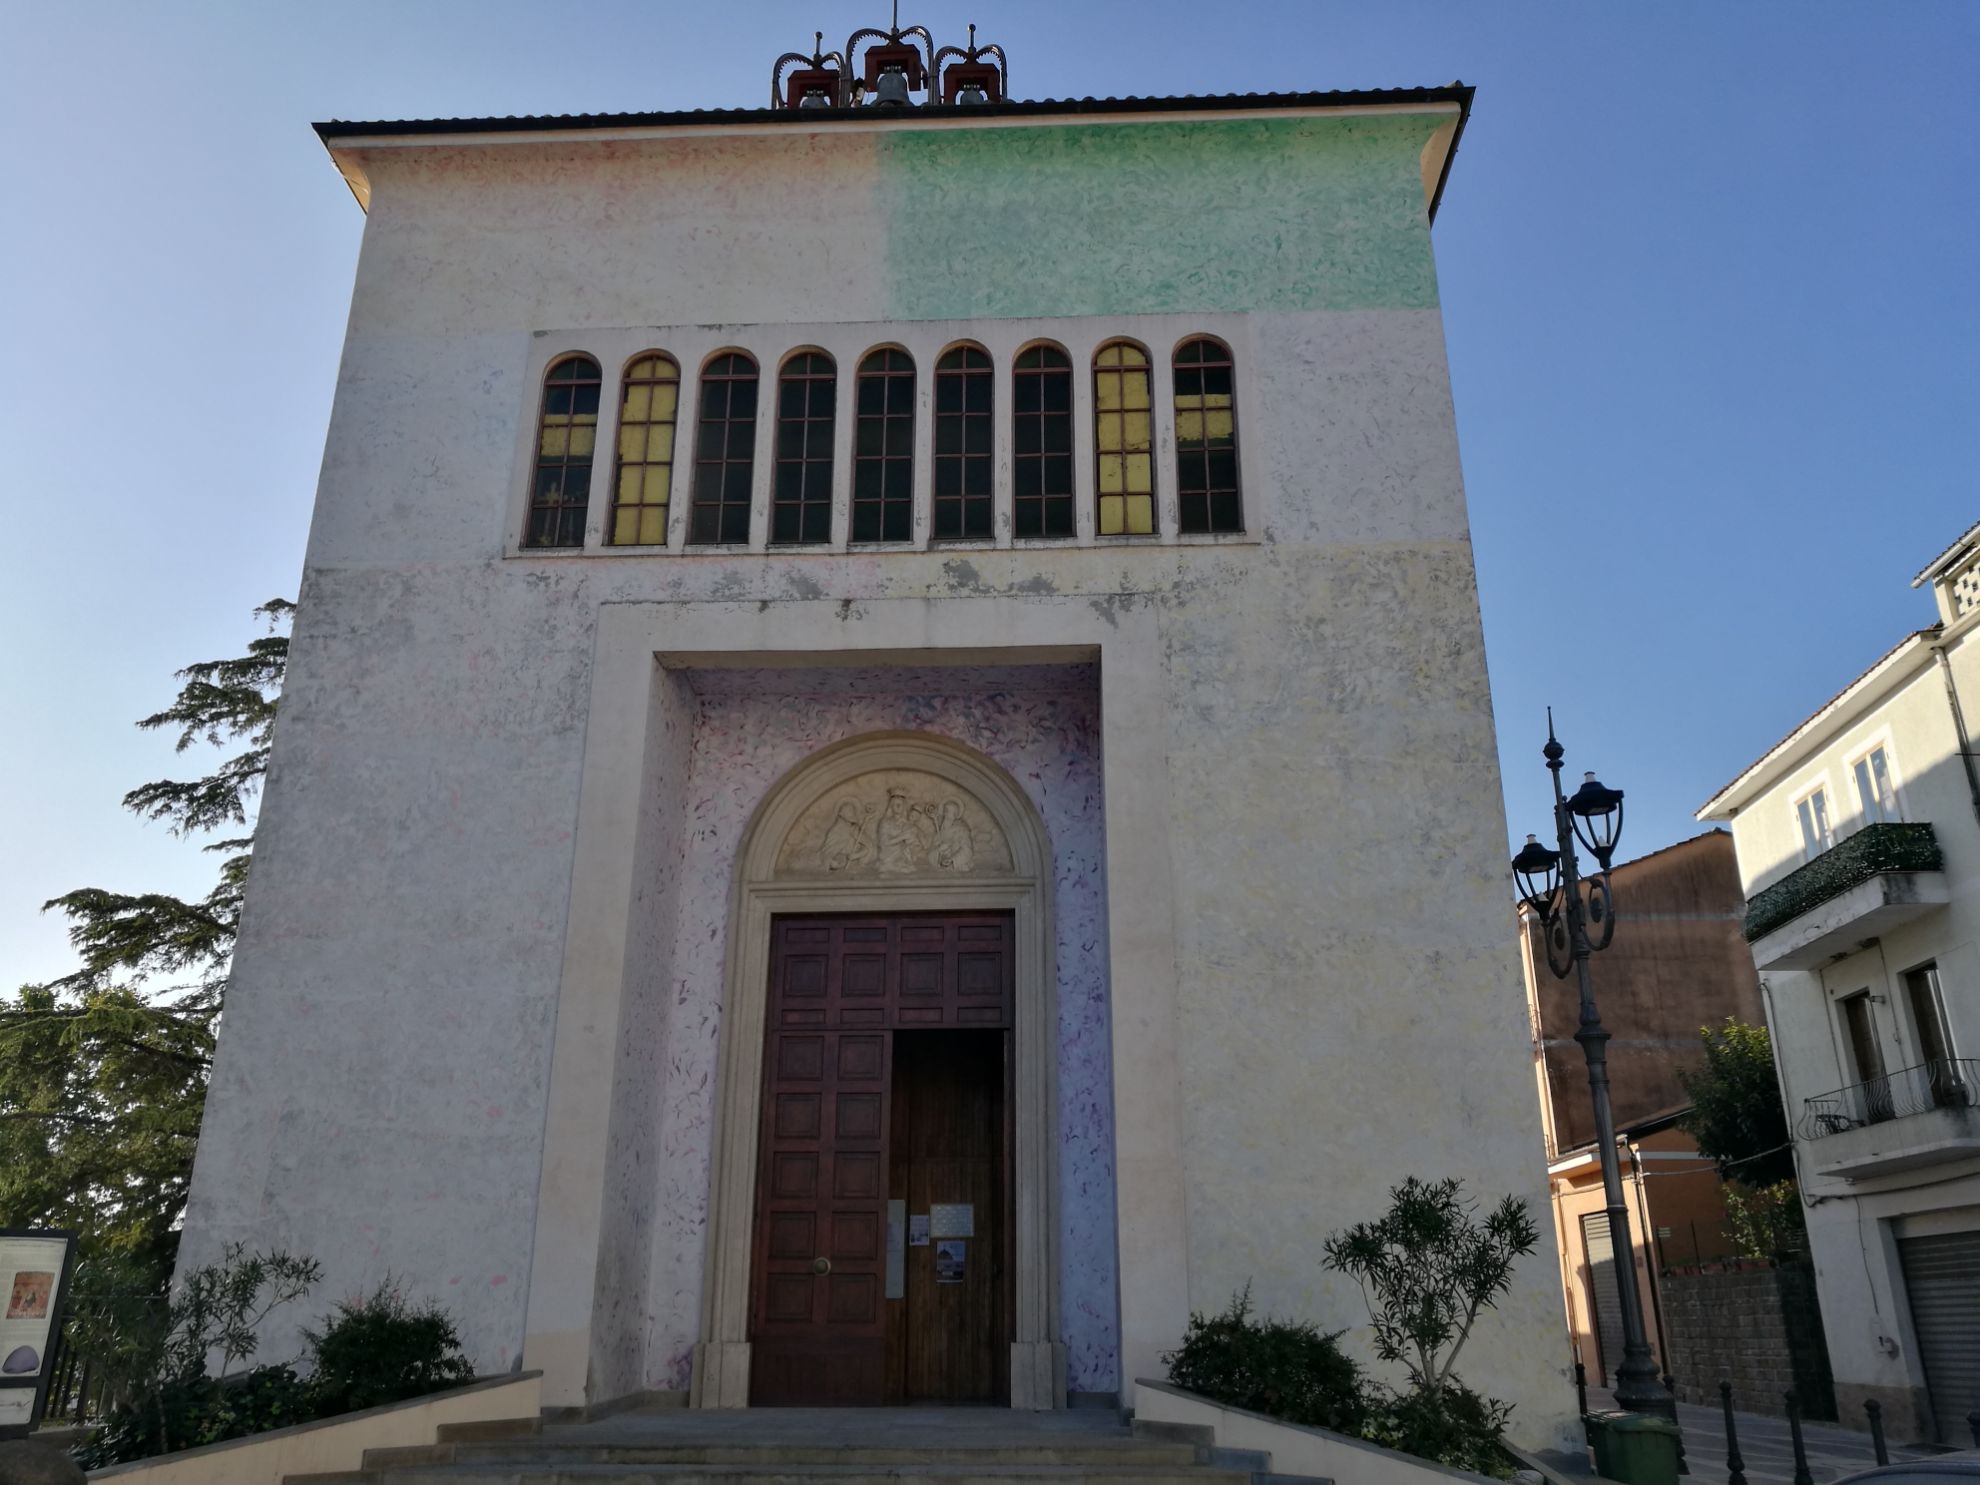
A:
879,114,1444,320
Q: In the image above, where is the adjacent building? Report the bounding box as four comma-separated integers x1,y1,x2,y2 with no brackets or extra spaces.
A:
1700,523,1980,1443
1519,831,1761,1392
174,23,1578,1444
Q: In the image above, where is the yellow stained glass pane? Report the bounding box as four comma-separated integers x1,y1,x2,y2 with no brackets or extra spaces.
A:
645,465,672,503
1126,454,1152,492
1122,371,1150,410
1097,345,1123,369
619,424,645,460
618,467,641,502
1097,411,1122,452
540,425,569,457
1177,410,1204,444
645,423,674,462
637,506,666,544
1099,494,1125,534
1126,494,1154,534
651,382,678,417
628,357,657,379
1124,410,1151,451
568,418,596,457
623,384,652,422
613,508,638,544
1205,408,1234,442
1095,373,1121,412
1099,454,1123,494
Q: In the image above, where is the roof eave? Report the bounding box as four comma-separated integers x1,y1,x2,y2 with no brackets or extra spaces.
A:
315,84,1475,219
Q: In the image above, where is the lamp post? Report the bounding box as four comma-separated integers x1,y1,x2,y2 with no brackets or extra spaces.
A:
1512,712,1674,1418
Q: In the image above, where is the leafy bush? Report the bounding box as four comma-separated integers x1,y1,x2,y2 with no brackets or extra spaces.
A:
1164,1286,1365,1435
77,1365,317,1466
304,1280,475,1414
1365,1379,1519,1479
1322,1176,1539,1478
1725,1179,1808,1260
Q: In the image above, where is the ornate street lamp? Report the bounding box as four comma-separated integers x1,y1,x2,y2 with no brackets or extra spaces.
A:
1514,711,1674,1419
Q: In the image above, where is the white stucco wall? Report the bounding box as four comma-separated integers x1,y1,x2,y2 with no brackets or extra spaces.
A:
178,113,1575,1445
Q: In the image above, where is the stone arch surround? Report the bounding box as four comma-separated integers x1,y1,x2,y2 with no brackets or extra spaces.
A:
646,666,1120,1403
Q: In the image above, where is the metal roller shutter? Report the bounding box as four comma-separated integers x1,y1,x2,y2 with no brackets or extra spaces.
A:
1899,1230,1980,1443
1583,1211,1627,1388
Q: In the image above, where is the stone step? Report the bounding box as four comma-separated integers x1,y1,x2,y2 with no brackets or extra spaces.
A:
361,1441,1205,1469
314,1476,1250,1483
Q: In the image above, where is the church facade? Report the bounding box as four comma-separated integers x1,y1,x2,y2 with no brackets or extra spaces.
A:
178,36,1574,1442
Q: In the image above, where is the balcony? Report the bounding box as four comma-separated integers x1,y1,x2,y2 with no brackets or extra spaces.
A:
1799,1058,1980,1179
1744,822,1947,970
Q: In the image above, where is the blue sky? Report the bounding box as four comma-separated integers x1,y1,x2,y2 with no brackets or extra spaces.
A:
3,2,1975,988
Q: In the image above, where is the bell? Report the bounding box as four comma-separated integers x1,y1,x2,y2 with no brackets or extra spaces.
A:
799,86,832,109
870,65,911,107
955,81,988,105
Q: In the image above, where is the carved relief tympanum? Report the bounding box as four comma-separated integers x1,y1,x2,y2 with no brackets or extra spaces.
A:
774,770,1012,877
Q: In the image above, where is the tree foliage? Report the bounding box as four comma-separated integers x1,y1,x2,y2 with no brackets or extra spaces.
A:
1677,1017,1796,1188
0,601,292,1272
1322,1176,1538,1395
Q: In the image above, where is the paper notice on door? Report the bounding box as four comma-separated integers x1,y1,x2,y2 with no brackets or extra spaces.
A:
908,1214,930,1247
935,1239,966,1284
885,1200,906,1300
929,1203,974,1238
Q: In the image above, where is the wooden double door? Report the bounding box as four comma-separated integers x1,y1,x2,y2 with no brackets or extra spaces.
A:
749,912,1013,1406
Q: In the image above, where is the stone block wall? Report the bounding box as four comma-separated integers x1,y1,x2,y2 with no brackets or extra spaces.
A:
1662,1261,1836,1420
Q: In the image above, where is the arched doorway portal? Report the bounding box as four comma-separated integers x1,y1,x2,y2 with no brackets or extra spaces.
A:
691,732,1064,1409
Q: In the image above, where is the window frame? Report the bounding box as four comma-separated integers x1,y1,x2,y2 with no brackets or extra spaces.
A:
770,349,838,546
1012,341,1076,541
931,343,996,542
1092,338,1157,538
606,351,681,548
851,347,917,546
1849,740,1902,827
1172,334,1243,536
687,350,761,547
1794,781,1834,861
522,353,603,550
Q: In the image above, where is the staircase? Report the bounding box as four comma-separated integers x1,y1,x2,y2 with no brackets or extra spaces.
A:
285,1405,1329,1485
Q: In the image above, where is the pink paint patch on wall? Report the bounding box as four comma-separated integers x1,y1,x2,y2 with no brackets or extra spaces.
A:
642,663,1120,1394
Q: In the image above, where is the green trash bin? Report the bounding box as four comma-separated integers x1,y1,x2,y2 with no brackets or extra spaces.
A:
1585,1409,1681,1485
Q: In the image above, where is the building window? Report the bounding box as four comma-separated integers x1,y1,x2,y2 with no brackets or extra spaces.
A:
772,352,836,545
1174,337,1241,534
1013,344,1074,539
933,345,993,539
1853,745,1899,824
688,352,759,546
1795,786,1833,859
853,349,915,543
1838,990,1893,1122
608,353,679,547
1094,341,1154,536
1903,964,1959,1106
524,355,601,549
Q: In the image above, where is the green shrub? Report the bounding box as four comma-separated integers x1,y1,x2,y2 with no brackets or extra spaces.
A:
1364,1380,1520,1479
75,1365,317,1468
1164,1285,1366,1434
304,1280,474,1414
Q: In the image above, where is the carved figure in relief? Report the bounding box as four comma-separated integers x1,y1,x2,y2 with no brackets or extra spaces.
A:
932,798,975,871
875,788,923,873
820,800,874,872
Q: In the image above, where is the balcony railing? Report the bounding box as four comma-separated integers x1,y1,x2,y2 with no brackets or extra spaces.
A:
1744,821,1943,943
1799,1057,1979,1140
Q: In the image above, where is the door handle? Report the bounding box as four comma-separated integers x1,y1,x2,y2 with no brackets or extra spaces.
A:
812,1256,831,1275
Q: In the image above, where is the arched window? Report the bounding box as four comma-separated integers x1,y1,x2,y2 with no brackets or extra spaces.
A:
688,352,759,546
772,352,836,545
524,355,601,548
608,353,679,546
1093,342,1154,536
1013,345,1074,539
933,346,993,539
1174,337,1241,534
852,349,915,543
